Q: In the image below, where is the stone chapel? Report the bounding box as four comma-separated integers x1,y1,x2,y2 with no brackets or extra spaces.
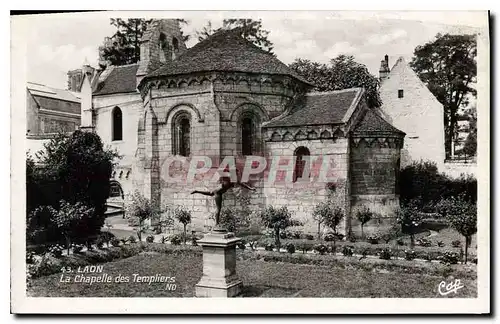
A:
79,19,406,236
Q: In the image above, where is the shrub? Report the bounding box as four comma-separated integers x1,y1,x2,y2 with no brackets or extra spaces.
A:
99,232,115,248
174,206,192,244
356,206,374,238
437,241,445,247
292,231,302,239
404,250,417,261
285,243,296,254
396,238,405,246
280,230,290,239
160,236,167,244
191,236,199,246
48,244,64,258
416,237,432,247
439,251,460,265
264,242,275,251
245,235,262,251
127,191,169,241
366,235,379,244
452,240,462,248
379,248,392,260
237,240,246,250
128,235,137,244
96,240,104,249
110,238,120,247
313,244,327,255
72,244,84,254
396,201,422,247
342,246,354,257
326,244,337,255
26,131,118,249
146,235,155,243
296,241,313,254
381,233,392,244
170,234,182,245
120,238,129,245
258,205,301,252
304,234,314,240
348,236,357,243
424,253,433,262
324,233,336,242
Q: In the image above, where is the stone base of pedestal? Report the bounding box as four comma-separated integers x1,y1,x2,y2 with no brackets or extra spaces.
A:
195,231,243,298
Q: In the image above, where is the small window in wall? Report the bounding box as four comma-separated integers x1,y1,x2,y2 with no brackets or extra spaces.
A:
293,146,311,182
173,112,191,157
172,37,179,51
112,107,123,141
241,117,254,156
398,89,404,98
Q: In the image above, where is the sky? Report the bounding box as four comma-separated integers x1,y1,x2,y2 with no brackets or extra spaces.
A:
19,11,483,89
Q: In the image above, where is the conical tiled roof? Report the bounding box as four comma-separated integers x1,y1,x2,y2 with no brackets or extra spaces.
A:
143,29,311,85
352,109,405,135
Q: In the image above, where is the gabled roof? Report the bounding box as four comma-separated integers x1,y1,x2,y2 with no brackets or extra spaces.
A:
352,108,405,135
94,63,139,96
263,88,363,128
27,82,80,103
143,29,311,85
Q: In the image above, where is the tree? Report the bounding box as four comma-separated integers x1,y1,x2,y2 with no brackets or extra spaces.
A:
396,202,422,248
356,206,373,238
410,33,477,158
174,206,192,244
311,202,327,240
195,19,274,53
259,206,300,252
100,19,153,68
322,204,344,235
289,55,381,108
463,106,477,157
127,191,169,241
27,131,119,247
436,195,477,263
48,200,94,255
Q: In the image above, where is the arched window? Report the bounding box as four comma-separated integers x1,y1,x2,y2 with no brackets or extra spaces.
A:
172,37,179,51
109,181,124,199
293,146,310,182
112,107,123,141
172,112,191,156
241,117,254,156
159,33,169,63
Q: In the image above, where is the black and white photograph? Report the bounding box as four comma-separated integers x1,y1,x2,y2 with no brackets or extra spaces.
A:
10,9,490,314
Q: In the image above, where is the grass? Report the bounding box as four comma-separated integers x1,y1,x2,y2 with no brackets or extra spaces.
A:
28,247,477,298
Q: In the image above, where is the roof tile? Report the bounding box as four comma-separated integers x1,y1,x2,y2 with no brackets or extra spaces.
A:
94,64,139,95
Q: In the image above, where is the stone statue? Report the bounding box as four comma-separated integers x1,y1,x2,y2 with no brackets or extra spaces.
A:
191,170,255,231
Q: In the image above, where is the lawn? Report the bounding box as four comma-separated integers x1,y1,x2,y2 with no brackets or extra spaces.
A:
28,249,477,298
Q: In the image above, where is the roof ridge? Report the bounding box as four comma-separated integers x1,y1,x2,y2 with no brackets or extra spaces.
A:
110,63,140,68
307,88,363,96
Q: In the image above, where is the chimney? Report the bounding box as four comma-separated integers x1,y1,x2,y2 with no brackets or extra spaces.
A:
379,54,390,82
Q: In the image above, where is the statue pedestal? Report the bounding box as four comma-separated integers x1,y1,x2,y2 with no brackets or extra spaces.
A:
195,231,243,297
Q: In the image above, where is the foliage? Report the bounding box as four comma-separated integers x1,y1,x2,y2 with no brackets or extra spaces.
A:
410,33,477,157
191,236,199,247
342,246,354,257
146,235,155,243
324,233,336,242
27,131,118,248
258,205,301,251
218,206,250,234
321,204,344,235
285,243,296,254
416,238,432,247
396,238,406,246
437,241,445,247
439,251,460,265
396,201,423,247
110,238,120,247
437,195,476,263
289,55,381,108
313,244,328,255
174,205,192,244
170,234,182,246
72,244,84,254
356,206,373,238
46,200,94,255
451,240,462,248
379,248,392,260
237,240,246,250
48,244,64,258
264,242,275,251
366,235,379,245
404,250,417,261
296,241,313,254
127,191,170,241
304,234,315,241
196,19,273,53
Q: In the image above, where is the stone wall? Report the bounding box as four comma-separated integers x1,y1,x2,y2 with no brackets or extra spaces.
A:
349,138,401,236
